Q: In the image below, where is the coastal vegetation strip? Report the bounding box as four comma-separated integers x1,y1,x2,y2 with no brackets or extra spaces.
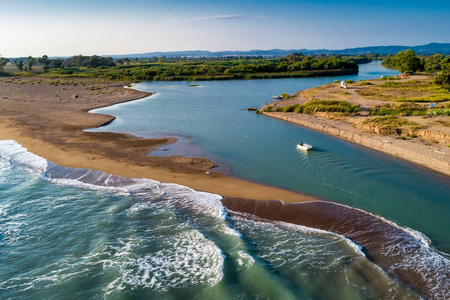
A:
361,116,425,130
355,79,450,103
369,102,450,116
264,73,449,134
382,50,450,73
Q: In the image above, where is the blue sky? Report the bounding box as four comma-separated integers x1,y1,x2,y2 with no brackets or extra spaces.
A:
0,0,449,57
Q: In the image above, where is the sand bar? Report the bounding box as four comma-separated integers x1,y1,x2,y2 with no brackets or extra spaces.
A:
0,77,313,202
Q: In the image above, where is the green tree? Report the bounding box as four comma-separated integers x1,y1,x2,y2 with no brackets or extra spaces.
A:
0,55,10,71
51,58,63,69
14,60,24,71
424,54,444,72
26,56,36,71
38,55,51,70
396,49,423,73
434,72,450,91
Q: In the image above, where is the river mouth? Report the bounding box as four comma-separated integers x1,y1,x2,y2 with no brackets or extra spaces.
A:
2,140,442,299
88,62,450,257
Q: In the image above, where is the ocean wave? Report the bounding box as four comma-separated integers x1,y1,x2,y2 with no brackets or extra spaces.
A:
0,140,226,221
119,230,224,292
0,140,229,296
229,211,422,299
0,140,47,176
1,139,448,298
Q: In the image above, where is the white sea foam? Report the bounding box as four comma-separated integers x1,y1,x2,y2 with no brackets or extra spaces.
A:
233,209,367,259
0,140,228,293
0,140,226,221
0,140,47,176
229,212,425,299
159,183,225,219
328,200,437,249
102,231,224,293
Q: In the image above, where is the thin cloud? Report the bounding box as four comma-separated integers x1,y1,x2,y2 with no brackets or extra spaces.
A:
167,15,263,22
191,15,248,20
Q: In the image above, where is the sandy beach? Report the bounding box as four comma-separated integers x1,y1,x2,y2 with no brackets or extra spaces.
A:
0,77,312,202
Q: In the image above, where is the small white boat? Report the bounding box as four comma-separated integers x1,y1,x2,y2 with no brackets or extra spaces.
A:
296,142,313,151
272,95,283,100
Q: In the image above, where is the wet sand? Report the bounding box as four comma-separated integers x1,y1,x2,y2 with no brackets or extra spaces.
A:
222,197,450,299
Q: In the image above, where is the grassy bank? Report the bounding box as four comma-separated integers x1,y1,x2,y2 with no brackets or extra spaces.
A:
261,74,449,148
361,116,425,130
355,79,450,102
370,103,450,116
267,99,359,115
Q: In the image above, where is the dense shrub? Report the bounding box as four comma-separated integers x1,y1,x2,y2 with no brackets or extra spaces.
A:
369,103,427,116
276,100,359,115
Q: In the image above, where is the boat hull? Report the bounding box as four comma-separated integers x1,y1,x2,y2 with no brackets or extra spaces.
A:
296,144,313,151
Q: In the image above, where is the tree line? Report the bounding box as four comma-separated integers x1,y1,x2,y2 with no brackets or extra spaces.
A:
382,49,450,91
382,49,450,73
1,53,361,81
4,55,116,72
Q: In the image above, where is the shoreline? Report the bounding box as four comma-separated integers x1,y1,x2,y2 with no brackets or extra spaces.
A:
222,197,448,299
0,77,313,203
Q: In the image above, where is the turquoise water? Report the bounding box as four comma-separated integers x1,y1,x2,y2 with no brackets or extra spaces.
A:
89,61,450,256
0,141,422,299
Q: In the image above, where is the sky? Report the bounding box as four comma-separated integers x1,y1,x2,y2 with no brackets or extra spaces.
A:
0,0,449,57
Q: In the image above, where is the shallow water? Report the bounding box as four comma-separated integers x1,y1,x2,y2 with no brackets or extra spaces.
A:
0,141,425,299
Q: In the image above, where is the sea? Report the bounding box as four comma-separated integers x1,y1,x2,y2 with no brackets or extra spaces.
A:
1,61,449,299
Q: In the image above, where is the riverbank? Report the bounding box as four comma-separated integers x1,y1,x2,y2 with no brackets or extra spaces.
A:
0,77,312,202
263,112,450,175
262,75,450,176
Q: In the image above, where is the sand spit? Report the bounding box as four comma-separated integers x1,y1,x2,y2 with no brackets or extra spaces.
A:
0,77,313,202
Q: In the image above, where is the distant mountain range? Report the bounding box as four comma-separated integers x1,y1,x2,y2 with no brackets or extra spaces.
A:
108,43,450,58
